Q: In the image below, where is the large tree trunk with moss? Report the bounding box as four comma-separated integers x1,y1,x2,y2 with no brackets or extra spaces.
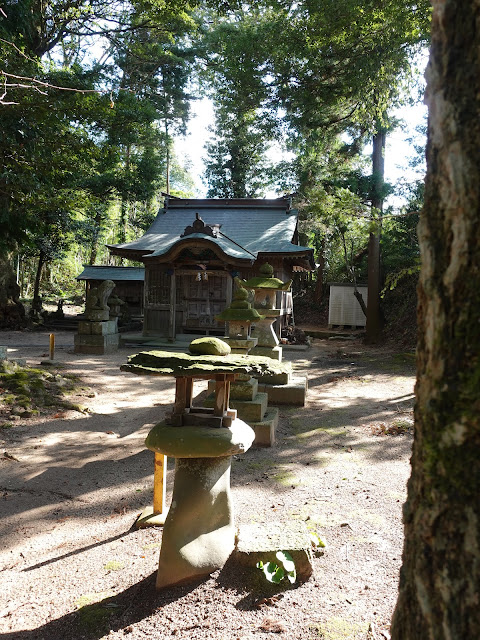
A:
391,1,480,638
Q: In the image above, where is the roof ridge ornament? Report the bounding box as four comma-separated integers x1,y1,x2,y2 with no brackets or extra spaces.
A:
180,212,219,238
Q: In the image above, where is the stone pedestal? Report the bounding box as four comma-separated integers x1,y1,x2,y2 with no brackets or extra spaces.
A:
206,375,279,447
145,418,255,589
74,319,119,354
222,336,257,355
250,310,283,361
233,521,314,582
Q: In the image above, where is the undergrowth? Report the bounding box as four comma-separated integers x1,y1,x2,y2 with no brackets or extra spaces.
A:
0,360,90,423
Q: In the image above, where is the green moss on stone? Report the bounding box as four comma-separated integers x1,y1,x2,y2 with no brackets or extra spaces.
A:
121,350,290,378
216,307,263,321
189,337,231,356
145,420,255,457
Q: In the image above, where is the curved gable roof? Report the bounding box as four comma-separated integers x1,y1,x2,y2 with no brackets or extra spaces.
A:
108,196,313,267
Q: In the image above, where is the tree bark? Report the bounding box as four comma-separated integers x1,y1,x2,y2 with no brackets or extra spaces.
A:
391,1,480,638
0,253,26,328
365,124,386,343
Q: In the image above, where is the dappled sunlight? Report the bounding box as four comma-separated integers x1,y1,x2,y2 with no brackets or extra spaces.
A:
0,332,416,638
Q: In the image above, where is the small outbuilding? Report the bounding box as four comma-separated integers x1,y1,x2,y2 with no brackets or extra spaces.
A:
106,195,314,339
76,265,145,316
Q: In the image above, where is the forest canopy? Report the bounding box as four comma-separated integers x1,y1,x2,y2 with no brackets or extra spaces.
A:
0,0,430,325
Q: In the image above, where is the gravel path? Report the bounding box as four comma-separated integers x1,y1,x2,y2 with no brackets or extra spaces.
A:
0,330,415,640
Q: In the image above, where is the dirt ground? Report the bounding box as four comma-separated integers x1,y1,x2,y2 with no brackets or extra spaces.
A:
0,329,415,640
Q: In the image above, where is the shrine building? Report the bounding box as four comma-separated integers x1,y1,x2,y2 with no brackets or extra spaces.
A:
104,195,314,339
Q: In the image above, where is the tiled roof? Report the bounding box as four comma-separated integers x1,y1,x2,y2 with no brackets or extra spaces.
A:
107,197,313,265
76,265,145,281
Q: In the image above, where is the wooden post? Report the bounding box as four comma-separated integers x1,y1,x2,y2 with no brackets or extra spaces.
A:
153,453,167,514
49,333,55,360
135,452,169,528
168,270,176,342
214,374,227,417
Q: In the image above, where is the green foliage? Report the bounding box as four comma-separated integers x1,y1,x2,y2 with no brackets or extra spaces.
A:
256,551,297,584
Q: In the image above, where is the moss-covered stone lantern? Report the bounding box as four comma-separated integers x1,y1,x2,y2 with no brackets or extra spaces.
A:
121,345,287,589
215,283,263,354
240,263,292,361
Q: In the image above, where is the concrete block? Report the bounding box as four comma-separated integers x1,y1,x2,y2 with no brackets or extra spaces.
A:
251,407,279,446
233,521,313,582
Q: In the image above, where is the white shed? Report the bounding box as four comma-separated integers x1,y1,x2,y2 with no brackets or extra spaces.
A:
328,283,368,328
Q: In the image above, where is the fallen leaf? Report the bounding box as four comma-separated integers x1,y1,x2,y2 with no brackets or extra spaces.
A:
53,412,67,419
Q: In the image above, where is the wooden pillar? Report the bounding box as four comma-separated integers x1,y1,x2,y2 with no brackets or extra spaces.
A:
153,453,167,514
168,270,176,341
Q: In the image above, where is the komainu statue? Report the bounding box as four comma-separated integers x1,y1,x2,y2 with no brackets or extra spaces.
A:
85,280,116,321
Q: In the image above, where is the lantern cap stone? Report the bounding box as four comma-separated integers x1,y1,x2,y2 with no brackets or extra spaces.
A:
121,350,290,378
216,281,264,322
145,419,255,457
241,263,292,291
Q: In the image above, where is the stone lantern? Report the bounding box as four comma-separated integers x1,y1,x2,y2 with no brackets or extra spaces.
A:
241,263,291,361
215,283,263,355
121,344,284,589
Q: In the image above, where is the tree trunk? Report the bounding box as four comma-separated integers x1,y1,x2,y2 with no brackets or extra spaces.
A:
0,253,26,328
31,250,45,316
313,238,325,305
365,123,386,343
391,2,480,638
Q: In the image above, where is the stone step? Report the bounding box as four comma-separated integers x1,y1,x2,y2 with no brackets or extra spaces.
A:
207,377,258,401
250,407,279,447
257,376,308,407
204,391,268,423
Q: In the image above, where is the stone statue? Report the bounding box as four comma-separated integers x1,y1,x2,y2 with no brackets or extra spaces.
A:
85,280,115,321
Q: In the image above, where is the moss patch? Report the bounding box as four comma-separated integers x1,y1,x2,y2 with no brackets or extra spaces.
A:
0,361,89,422
309,616,368,639
75,591,118,633
188,337,231,356
122,350,290,378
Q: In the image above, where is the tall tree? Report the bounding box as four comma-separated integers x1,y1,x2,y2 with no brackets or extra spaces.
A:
391,0,480,637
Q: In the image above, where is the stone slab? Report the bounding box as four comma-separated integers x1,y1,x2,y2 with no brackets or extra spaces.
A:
251,407,279,447
254,370,291,386
233,521,313,582
257,376,308,407
135,505,169,528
